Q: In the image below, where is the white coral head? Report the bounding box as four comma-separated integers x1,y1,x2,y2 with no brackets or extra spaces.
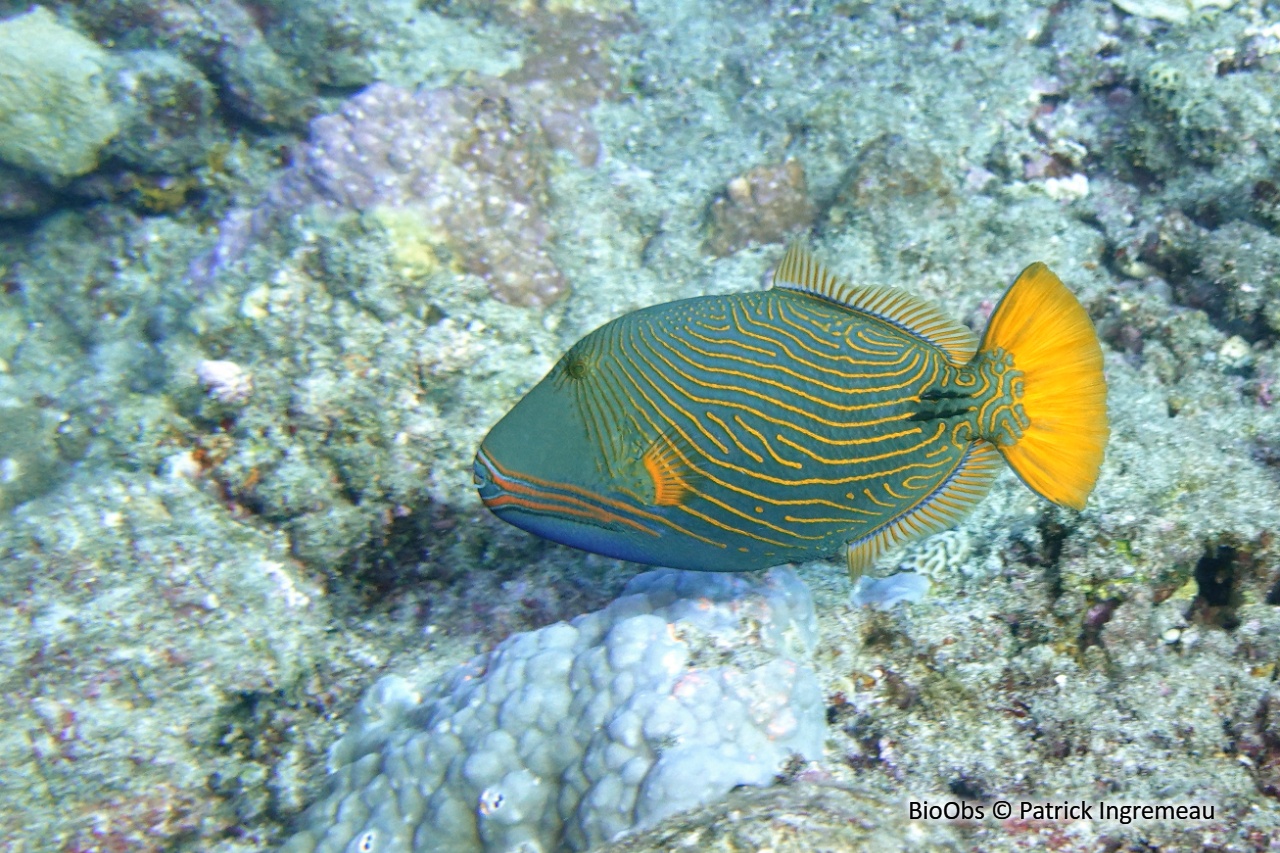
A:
197,359,254,405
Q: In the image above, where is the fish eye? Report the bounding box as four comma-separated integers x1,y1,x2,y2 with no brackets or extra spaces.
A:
562,350,590,380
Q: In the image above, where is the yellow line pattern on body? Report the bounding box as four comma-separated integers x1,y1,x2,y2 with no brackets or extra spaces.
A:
550,288,977,554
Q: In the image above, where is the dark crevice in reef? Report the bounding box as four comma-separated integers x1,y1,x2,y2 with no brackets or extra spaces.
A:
1141,210,1280,347
1182,535,1280,623
1266,577,1280,607
1037,516,1068,602
1189,544,1241,631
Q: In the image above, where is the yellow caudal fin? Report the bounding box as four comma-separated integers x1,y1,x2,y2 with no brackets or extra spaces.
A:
981,263,1109,511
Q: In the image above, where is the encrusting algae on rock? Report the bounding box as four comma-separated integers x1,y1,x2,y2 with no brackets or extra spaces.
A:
476,243,1109,579
0,7,120,180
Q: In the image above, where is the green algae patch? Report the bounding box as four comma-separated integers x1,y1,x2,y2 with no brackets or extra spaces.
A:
0,7,120,179
0,405,70,511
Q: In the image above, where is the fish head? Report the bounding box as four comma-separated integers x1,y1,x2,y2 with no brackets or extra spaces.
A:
474,338,667,561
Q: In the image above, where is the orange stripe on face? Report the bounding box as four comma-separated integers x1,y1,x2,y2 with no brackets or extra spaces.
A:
484,450,665,522
481,494,661,537
480,448,731,547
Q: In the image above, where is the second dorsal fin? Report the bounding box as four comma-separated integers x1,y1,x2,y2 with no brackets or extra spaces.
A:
772,242,979,366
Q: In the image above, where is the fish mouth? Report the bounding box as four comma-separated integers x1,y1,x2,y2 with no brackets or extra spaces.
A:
472,451,497,497
473,446,661,540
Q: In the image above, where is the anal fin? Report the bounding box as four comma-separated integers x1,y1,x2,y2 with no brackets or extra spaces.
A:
844,439,1002,581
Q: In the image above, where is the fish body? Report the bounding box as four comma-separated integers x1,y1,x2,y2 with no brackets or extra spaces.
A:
476,245,1108,577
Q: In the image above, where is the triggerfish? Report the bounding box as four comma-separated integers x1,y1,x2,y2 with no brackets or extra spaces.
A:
475,244,1108,579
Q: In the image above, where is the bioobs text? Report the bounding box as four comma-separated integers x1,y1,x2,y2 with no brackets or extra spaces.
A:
908,800,984,821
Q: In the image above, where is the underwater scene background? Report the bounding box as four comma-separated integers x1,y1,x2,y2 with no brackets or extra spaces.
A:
2,0,1280,850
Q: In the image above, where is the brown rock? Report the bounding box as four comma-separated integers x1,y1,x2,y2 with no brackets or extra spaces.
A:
704,159,817,258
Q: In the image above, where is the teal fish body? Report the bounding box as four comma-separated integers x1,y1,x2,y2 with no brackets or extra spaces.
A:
476,245,1109,577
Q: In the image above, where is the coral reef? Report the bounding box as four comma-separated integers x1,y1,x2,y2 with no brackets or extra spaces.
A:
276,82,565,307
194,9,626,307
0,405,73,511
1237,682,1280,799
67,0,314,128
196,359,254,406
1127,57,1239,168
604,782,962,851
179,210,569,568
0,7,120,179
104,50,222,174
4,1,1280,851
282,568,823,853
466,0,634,17
1112,0,1237,25
849,572,931,611
0,163,57,218
254,0,415,88
702,159,816,257
0,468,337,850
0,0,622,227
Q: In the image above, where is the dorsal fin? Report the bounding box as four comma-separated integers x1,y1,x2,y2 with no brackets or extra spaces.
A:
772,243,978,366
845,439,1002,580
